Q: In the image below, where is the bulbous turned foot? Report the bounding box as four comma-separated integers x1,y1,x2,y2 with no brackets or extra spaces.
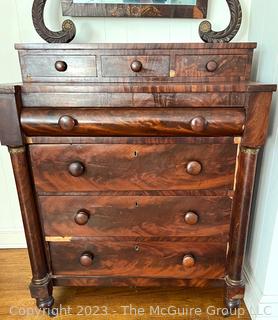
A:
225,298,241,309
223,298,241,317
37,296,54,309
36,296,56,317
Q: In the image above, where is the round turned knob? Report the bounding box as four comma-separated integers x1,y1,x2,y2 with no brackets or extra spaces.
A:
55,61,67,72
206,60,218,72
184,211,199,225
58,115,76,131
79,252,94,267
190,116,207,132
68,161,85,177
74,210,90,225
130,60,142,72
186,161,202,176
182,254,195,268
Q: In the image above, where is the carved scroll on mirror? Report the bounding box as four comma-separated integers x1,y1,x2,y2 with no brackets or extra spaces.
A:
32,0,76,43
199,0,242,43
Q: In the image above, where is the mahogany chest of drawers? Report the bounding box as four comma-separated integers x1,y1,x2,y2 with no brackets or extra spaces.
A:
0,43,276,312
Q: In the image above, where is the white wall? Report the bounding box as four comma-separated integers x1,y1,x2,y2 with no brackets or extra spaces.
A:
0,0,25,247
243,0,278,319
0,0,251,247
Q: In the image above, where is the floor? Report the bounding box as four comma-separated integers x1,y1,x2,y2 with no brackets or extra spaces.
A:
0,249,251,319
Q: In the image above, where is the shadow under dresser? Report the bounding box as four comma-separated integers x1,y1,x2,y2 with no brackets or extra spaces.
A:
0,43,276,313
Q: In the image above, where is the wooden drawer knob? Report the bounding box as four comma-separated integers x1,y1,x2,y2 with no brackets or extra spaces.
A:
68,161,85,177
55,61,67,72
80,252,94,267
74,210,90,225
190,116,207,132
130,60,142,72
186,161,202,176
182,254,195,268
58,115,76,131
206,60,218,72
184,211,199,225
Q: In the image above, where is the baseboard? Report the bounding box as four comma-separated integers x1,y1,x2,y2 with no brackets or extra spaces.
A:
244,264,278,320
0,229,26,248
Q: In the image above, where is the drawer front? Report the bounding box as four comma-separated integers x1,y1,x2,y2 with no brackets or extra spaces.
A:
39,196,232,239
21,108,245,137
49,240,227,278
29,144,237,193
175,55,249,80
20,55,97,81
101,55,169,77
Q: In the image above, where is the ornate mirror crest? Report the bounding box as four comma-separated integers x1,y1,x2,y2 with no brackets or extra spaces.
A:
32,0,242,43
199,0,242,43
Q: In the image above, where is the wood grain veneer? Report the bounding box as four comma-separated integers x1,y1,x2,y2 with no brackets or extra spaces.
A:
39,195,232,239
29,143,238,192
49,239,227,278
21,107,245,137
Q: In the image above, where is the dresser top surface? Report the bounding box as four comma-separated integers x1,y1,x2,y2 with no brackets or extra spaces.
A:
15,42,257,51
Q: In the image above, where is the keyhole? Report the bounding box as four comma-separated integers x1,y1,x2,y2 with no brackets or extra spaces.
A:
134,151,138,157
134,245,140,252
135,201,139,207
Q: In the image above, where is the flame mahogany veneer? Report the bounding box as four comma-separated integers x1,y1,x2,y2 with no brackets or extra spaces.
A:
0,43,276,312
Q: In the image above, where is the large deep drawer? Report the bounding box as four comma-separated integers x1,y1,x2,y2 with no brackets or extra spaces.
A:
49,239,227,279
21,108,245,137
39,195,232,239
29,143,238,193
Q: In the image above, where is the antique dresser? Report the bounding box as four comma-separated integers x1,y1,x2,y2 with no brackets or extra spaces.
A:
0,41,276,313
0,0,277,314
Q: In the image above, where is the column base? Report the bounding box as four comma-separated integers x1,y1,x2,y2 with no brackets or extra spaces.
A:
224,275,245,311
29,274,54,312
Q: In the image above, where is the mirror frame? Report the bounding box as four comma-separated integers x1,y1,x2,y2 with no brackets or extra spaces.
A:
32,0,242,43
61,0,208,18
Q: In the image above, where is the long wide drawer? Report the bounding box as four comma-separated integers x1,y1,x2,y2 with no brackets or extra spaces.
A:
39,196,232,239
29,144,238,193
49,240,227,278
21,108,245,137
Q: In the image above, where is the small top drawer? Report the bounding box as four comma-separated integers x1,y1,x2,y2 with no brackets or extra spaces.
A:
101,55,169,77
174,55,250,80
19,54,97,82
